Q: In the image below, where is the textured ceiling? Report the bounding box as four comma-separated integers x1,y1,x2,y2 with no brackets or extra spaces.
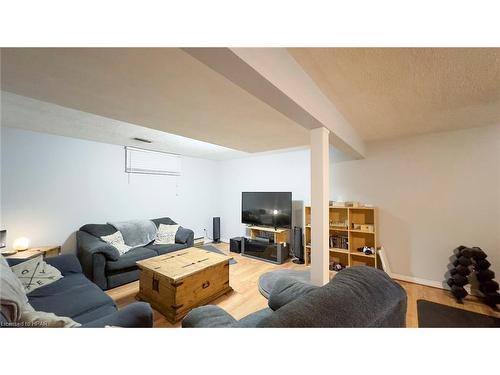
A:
1,48,308,153
289,48,500,140
1,92,248,160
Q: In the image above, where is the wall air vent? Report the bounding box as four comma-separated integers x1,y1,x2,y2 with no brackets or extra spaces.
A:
125,146,181,176
132,137,153,143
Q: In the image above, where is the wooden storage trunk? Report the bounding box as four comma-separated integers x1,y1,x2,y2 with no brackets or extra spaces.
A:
136,247,232,323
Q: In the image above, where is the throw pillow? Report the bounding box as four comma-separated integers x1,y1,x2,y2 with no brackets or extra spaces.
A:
10,256,63,293
1,256,80,328
154,224,180,245
0,255,29,323
101,231,132,256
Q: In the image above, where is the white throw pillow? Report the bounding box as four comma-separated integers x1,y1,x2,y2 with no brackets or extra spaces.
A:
1,256,80,327
154,224,180,245
101,231,132,256
11,256,63,293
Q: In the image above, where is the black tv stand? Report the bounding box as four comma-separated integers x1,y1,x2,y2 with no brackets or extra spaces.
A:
241,226,290,264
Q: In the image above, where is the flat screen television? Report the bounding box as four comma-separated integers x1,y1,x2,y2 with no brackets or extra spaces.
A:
241,192,292,229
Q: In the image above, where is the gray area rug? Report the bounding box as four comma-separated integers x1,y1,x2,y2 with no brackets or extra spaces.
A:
258,269,311,299
417,300,500,327
200,245,237,265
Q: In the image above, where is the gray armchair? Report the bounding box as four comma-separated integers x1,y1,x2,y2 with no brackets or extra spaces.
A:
77,217,194,290
182,266,407,328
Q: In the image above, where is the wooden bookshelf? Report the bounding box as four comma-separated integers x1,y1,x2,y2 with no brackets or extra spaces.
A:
303,205,378,269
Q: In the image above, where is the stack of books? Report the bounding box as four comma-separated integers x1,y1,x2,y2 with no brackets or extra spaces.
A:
329,234,348,249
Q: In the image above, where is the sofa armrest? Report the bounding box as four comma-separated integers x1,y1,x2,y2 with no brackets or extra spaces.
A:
77,231,113,289
175,226,194,247
45,254,82,275
182,305,237,328
76,231,120,261
268,277,318,311
80,302,153,328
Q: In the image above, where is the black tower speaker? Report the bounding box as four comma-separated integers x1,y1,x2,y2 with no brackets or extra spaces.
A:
213,217,221,243
292,226,305,264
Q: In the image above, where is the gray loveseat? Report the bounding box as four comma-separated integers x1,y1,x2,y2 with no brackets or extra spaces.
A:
182,266,407,328
77,217,194,290
2,254,153,327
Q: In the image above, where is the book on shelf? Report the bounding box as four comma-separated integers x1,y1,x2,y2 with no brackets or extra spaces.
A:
329,234,348,250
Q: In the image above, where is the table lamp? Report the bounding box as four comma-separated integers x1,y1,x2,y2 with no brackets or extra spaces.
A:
13,237,30,251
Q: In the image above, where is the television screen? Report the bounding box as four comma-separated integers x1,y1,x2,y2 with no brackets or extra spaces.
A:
241,192,292,229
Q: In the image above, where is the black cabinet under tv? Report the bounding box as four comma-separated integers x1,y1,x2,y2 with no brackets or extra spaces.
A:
241,238,289,264
241,225,290,264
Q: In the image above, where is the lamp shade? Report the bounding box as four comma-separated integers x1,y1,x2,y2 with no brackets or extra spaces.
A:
13,237,30,251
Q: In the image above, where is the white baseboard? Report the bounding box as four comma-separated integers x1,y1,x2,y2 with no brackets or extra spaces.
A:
390,273,445,289
378,248,448,290
391,273,480,295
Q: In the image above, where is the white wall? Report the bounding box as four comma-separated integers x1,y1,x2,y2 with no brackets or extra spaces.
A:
1,127,219,253
217,124,500,285
332,124,500,285
2,124,499,286
217,149,311,242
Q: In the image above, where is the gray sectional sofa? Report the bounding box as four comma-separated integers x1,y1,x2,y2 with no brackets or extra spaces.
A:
77,217,194,290
2,254,153,327
183,266,407,328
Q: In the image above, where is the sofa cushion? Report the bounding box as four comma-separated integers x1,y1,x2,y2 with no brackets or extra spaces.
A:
107,269,140,290
81,302,153,328
105,247,157,273
80,224,117,238
45,254,83,276
146,243,187,255
73,303,118,324
27,273,115,320
151,217,177,228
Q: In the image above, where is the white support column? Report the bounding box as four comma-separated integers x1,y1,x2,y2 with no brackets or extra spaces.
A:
310,127,330,286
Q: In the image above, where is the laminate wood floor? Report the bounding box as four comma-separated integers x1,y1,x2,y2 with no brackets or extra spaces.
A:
105,242,500,327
